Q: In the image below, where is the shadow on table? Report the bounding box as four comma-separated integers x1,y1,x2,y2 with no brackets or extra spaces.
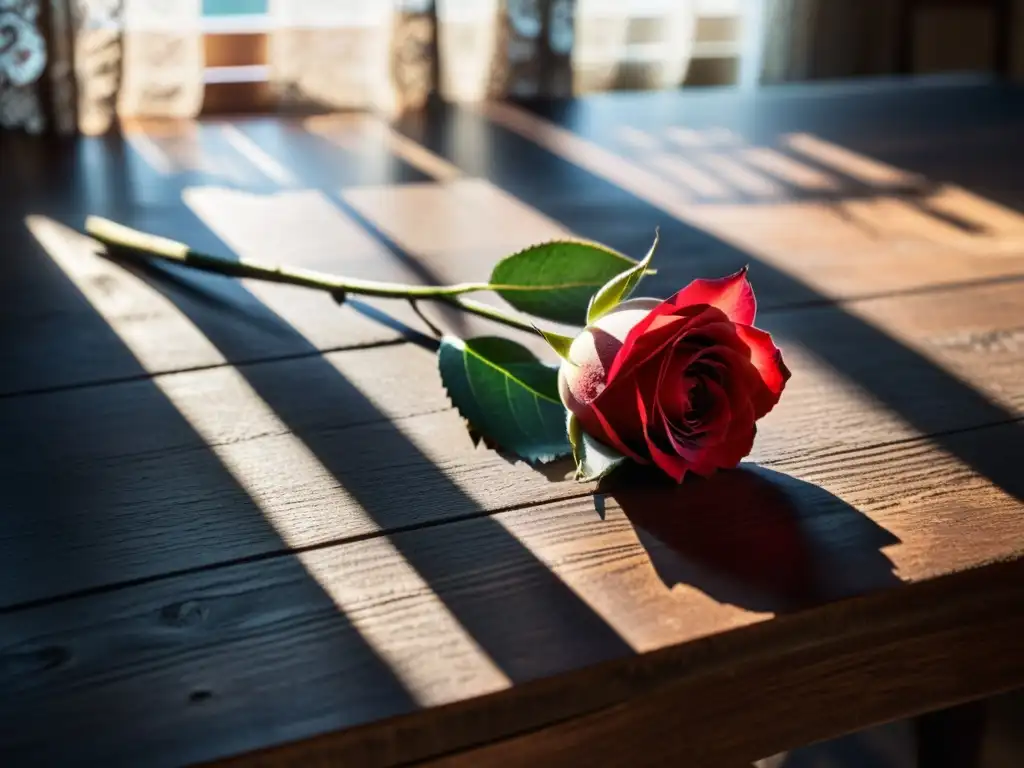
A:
755,718,916,768
6,208,635,763
404,96,1024,513
103,227,635,680
33,126,637,694
607,463,901,613
1,220,421,765
11,84,1021,762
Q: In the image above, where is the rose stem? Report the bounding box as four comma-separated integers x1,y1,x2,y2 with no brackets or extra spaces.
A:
84,216,540,335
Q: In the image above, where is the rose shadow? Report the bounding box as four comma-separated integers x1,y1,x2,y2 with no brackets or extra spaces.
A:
603,463,902,613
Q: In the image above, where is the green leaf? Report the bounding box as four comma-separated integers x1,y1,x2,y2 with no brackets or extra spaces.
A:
439,336,572,463
535,325,576,361
489,240,645,325
586,229,660,324
567,413,627,482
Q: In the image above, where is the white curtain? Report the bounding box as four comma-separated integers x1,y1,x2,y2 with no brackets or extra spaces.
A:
0,0,203,135
267,0,708,114
573,0,698,93
114,0,203,122
3,0,734,134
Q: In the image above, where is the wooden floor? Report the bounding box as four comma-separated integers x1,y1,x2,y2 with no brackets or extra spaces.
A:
2,75,1024,767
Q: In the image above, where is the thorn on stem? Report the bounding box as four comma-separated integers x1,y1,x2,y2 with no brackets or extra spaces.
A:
331,289,347,305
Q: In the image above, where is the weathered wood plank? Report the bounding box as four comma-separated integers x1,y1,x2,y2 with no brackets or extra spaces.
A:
2,420,1023,767
7,89,1024,395
422,563,1024,768
4,81,1024,767
503,77,1024,209
9,206,1024,394
2,277,1022,609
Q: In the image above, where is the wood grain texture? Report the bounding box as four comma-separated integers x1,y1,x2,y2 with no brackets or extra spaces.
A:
4,79,1024,767
422,561,1024,768
7,80,1024,395
11,190,1023,396
2,279,1023,609
3,421,1024,767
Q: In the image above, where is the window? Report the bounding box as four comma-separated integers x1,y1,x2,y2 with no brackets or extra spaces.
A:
202,0,272,112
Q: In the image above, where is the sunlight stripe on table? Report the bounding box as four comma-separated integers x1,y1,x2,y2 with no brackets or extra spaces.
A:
341,177,574,260
704,127,741,146
649,152,732,199
924,186,1024,239
23,213,511,704
664,126,740,147
180,180,575,349
306,113,462,183
378,126,463,182
699,152,779,197
785,133,925,189
121,121,175,175
123,120,208,176
739,146,841,191
839,197,994,250
182,186,397,350
295,540,512,705
470,101,692,211
664,126,707,147
470,100,1024,296
219,123,297,187
24,214,367,537
617,126,661,150
122,119,264,185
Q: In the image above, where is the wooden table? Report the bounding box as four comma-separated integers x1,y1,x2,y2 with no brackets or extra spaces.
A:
2,75,1024,767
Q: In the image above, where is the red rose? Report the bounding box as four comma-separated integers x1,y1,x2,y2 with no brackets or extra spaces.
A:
558,268,790,482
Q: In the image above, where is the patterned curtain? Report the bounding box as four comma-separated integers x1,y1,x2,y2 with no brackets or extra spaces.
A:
1,0,202,134
2,0,721,133
115,0,203,123
1,0,72,133
266,0,580,115
268,0,707,113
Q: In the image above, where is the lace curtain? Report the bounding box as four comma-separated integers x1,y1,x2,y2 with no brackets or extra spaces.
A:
267,0,580,114
1,0,73,132
2,0,714,134
269,0,703,114
2,0,202,134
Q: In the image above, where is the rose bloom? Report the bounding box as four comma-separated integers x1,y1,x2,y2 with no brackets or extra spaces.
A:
559,268,789,482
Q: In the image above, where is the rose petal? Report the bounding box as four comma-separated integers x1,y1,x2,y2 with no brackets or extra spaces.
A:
674,389,756,475
582,373,650,464
679,428,754,476
717,406,758,458
667,266,756,325
699,343,775,418
675,444,723,477
576,405,641,461
606,313,689,382
608,305,729,382
661,413,698,460
734,324,791,414
636,381,689,482
655,343,701,423
693,378,733,440
687,321,745,350
706,421,757,470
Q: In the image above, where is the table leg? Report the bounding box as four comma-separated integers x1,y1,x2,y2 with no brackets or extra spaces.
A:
915,701,988,768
